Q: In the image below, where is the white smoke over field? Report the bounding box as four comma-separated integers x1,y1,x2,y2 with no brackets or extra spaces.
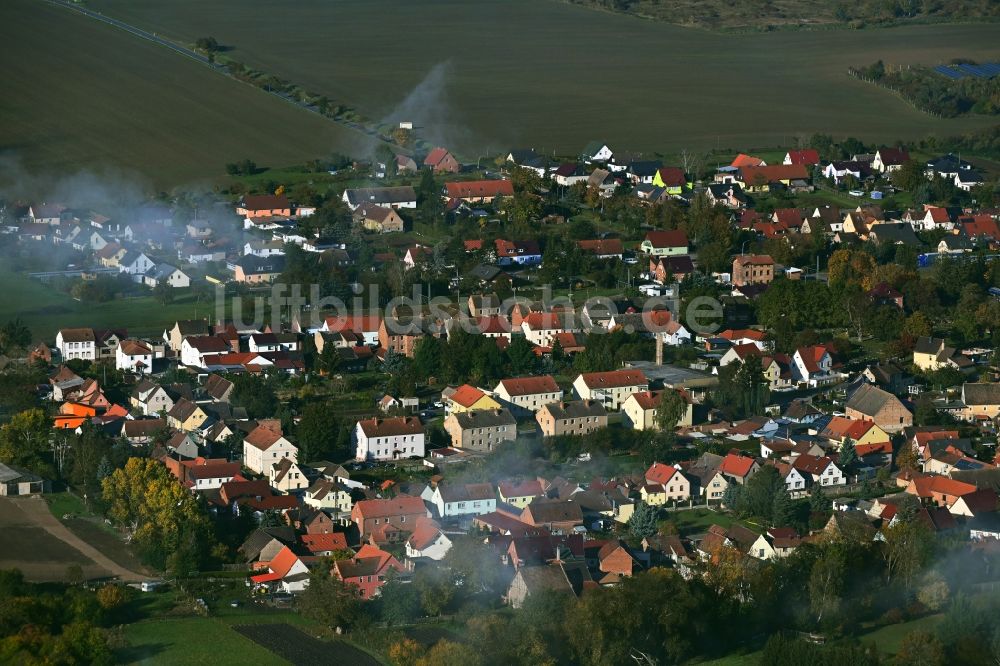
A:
0,154,151,213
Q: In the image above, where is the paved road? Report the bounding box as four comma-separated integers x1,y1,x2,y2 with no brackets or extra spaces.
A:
14,496,150,583
41,0,399,149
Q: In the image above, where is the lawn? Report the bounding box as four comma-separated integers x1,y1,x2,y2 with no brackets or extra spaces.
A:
857,614,944,655
87,0,999,163
0,269,218,340
0,0,368,190
120,617,291,665
662,507,735,536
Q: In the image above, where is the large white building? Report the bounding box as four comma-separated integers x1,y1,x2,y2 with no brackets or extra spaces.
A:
56,328,96,361
572,370,649,410
180,335,229,368
242,424,298,475
429,483,497,518
354,417,425,461
493,376,563,415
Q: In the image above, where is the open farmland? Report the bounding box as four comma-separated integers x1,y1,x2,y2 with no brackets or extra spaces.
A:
87,0,1000,160
0,0,369,189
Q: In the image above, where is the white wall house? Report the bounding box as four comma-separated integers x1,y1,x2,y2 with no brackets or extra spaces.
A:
56,328,96,361
493,377,563,415
572,370,649,410
405,525,452,561
180,336,229,368
115,340,153,375
431,483,497,518
242,425,298,475
354,417,425,461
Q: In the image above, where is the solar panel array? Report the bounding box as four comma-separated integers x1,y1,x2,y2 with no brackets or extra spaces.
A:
933,62,1000,80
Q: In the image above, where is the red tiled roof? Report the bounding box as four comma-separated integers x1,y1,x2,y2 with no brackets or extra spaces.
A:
785,149,820,166
445,180,513,199
250,545,301,583
656,167,686,187
719,453,757,478
300,532,348,554
498,375,560,396
644,461,679,485
644,230,688,248
449,384,488,408
731,153,764,168
578,369,647,389
357,416,424,438
353,495,427,520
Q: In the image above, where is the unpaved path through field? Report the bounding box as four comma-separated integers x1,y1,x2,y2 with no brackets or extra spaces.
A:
8,496,150,582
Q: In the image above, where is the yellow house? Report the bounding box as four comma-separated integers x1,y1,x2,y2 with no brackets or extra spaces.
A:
651,167,689,195
444,384,501,413
640,483,668,506
497,479,544,508
960,383,1000,422
622,390,693,431
820,416,890,448
166,398,208,432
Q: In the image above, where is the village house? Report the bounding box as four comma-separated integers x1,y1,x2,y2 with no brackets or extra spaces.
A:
237,194,292,219
640,230,689,256
115,339,153,374
958,383,1000,422
444,180,514,204
269,457,308,494
352,496,429,544
423,147,460,173
180,335,229,368
791,454,846,487
242,423,298,475
572,370,648,410
650,254,696,284
430,482,497,518
521,312,579,347
354,203,405,233
166,398,208,432
303,477,354,514
354,417,425,461
621,390,693,431
443,408,517,452
536,400,608,437
56,328,96,361
791,345,839,387
249,546,310,595
521,500,584,534
233,254,285,284
342,186,417,211
644,462,691,502
405,520,452,560
494,376,563,416
845,383,913,433
129,379,174,416
498,479,546,508
333,544,406,600
912,336,973,372
442,384,501,414
732,254,774,287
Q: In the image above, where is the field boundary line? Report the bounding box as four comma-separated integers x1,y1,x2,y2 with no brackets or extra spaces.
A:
37,0,397,151
13,495,151,582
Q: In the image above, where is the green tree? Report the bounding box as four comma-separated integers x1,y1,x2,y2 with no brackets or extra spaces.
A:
295,401,341,463
839,437,857,469
655,389,687,432
298,565,361,629
628,501,659,540
809,548,846,625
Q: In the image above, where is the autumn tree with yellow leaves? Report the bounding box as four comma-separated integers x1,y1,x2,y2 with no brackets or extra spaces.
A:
101,458,213,570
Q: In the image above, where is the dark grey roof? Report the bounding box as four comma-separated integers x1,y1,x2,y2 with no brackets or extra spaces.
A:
453,408,517,429
963,383,1000,406
344,186,417,207
542,400,607,421
846,383,901,416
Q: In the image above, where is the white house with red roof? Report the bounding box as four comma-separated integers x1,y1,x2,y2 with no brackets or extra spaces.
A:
521,312,580,347
319,315,381,346
572,370,648,410
792,454,845,487
493,376,563,415
639,230,689,256
643,462,691,501
242,423,298,475
116,339,153,375
405,518,452,560
718,328,769,350
180,335,229,368
791,345,839,387
354,417,425,461
249,545,310,594
783,149,820,167
333,544,406,599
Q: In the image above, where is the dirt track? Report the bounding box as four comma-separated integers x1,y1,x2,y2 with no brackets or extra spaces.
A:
1,496,150,582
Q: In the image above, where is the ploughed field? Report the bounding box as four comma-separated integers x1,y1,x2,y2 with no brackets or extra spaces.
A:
0,0,367,188
87,0,1000,159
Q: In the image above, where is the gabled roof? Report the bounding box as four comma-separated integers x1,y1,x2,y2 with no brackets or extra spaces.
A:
453,408,516,429
498,375,560,396
718,453,757,478
643,230,688,248
357,416,424,438
445,180,514,199
577,369,647,389
354,495,427,520
785,149,820,166
645,461,680,485
847,383,903,417
541,400,607,420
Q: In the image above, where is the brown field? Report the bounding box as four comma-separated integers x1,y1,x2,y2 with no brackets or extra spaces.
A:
0,496,148,582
